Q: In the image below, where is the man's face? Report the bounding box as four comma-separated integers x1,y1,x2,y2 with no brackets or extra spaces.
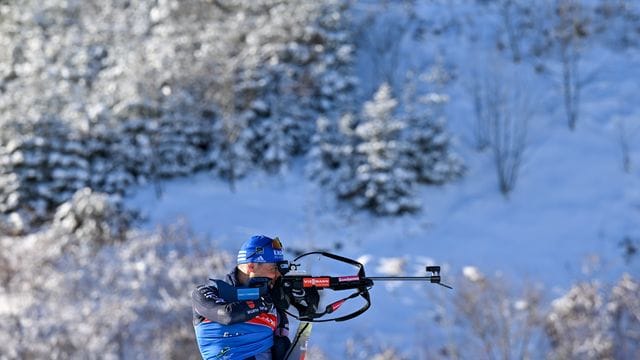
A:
250,262,281,282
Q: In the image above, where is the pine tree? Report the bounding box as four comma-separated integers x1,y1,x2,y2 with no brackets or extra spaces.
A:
0,118,89,224
0,0,359,219
333,113,364,201
307,116,346,187
243,94,295,174
405,114,465,185
50,187,134,251
347,83,419,216
398,59,464,187
154,89,215,179
85,124,134,196
225,0,355,174
211,112,252,190
112,104,158,184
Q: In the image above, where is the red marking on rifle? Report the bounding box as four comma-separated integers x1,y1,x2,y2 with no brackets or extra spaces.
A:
331,300,346,311
338,275,360,282
303,277,330,288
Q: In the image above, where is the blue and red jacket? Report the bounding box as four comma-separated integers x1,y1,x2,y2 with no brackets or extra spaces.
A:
192,269,290,360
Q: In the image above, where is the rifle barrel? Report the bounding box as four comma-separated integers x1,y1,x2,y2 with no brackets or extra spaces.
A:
367,276,453,289
367,276,439,281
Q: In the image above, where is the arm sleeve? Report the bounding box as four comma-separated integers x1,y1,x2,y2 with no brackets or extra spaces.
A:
192,284,273,325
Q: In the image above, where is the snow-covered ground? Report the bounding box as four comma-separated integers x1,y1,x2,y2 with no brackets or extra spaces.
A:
128,132,640,354
127,1,640,356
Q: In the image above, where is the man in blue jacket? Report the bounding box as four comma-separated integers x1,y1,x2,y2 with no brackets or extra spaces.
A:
192,235,291,360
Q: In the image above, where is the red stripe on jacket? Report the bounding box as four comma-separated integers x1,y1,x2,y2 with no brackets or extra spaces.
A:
246,313,277,330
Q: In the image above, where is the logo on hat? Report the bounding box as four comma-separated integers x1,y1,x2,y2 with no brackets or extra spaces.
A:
237,235,285,264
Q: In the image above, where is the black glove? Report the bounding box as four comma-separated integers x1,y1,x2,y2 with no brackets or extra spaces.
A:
291,286,320,317
270,278,291,311
257,295,274,313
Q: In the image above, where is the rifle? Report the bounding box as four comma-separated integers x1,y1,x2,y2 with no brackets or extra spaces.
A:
273,251,452,323
215,251,451,322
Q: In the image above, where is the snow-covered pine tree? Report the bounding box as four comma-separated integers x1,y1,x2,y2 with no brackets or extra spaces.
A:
112,98,219,184
154,90,216,178
401,61,464,186
227,0,355,174
51,187,133,251
0,118,89,225
1,0,359,215
405,114,465,185
210,111,252,190
84,124,135,196
313,0,357,113
242,94,295,174
0,0,163,205
307,116,345,188
191,107,219,173
46,126,90,208
154,112,207,178
333,113,365,202
230,8,314,174
307,112,365,208
111,103,159,185
348,83,419,216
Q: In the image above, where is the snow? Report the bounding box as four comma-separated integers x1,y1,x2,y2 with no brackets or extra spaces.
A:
127,140,639,354
122,0,640,356
462,266,483,283
376,257,406,277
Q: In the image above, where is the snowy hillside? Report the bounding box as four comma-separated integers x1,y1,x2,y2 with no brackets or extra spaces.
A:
127,1,640,357
2,0,640,359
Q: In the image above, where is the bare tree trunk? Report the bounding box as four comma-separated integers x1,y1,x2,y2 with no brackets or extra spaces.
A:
554,0,589,131
500,0,522,63
483,69,529,197
470,71,491,151
356,10,409,97
616,120,632,173
561,42,580,130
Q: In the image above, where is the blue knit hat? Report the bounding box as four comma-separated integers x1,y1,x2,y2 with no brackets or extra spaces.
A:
237,235,284,264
